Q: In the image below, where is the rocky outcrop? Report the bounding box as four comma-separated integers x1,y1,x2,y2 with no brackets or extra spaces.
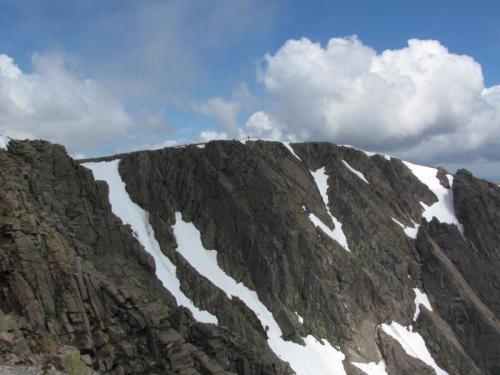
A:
0,140,290,374
415,169,500,375
1,139,499,374
452,169,500,316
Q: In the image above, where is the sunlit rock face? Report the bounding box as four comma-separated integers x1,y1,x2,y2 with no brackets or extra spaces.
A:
1,138,498,374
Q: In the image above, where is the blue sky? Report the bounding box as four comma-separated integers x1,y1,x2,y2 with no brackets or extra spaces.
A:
1,0,499,179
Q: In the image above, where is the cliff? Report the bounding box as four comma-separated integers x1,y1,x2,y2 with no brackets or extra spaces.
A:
0,139,499,374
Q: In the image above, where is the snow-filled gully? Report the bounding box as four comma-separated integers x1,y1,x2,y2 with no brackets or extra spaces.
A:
388,161,462,240
83,160,218,324
354,288,445,375
341,160,369,184
309,167,350,252
85,158,449,375
402,161,463,233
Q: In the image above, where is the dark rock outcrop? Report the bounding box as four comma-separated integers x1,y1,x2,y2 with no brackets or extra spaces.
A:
453,169,500,315
0,140,290,374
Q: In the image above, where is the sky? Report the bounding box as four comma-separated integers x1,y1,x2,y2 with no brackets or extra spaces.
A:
0,0,499,180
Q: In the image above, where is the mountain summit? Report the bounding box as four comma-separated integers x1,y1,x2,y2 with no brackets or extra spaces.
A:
0,138,499,374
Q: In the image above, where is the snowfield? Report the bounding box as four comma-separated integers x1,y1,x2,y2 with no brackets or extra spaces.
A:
352,360,388,375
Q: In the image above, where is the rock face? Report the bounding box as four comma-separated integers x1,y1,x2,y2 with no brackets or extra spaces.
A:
0,139,499,374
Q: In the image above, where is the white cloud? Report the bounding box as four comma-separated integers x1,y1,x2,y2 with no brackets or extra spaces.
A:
199,130,229,142
194,97,241,134
135,139,181,151
0,52,132,153
193,83,254,136
256,36,500,163
199,111,291,142
244,111,285,140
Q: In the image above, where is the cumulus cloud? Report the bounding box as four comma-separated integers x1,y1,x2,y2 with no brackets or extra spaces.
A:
244,111,288,140
255,36,500,163
0,52,132,153
194,97,241,134
193,83,254,137
198,111,291,142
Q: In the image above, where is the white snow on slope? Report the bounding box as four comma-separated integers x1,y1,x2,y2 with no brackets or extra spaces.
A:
282,141,302,161
380,287,446,375
381,322,448,375
413,288,433,321
352,360,388,375
310,167,350,252
348,244,437,375
308,213,342,242
341,160,369,184
392,218,419,239
403,161,463,233
295,311,304,324
0,135,10,150
173,212,347,375
83,160,218,324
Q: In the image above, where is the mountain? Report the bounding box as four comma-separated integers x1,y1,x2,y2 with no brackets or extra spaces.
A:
0,137,499,374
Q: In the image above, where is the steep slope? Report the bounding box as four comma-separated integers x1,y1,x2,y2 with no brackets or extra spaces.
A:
1,138,499,374
0,139,290,374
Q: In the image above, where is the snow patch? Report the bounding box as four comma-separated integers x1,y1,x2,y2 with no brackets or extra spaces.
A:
379,284,446,374
381,322,448,375
0,135,10,150
352,360,388,375
341,160,369,184
413,288,433,321
173,212,347,375
83,160,217,324
403,161,463,233
309,213,342,244
392,218,419,239
196,144,205,149
282,142,302,161
310,167,350,252
295,311,304,324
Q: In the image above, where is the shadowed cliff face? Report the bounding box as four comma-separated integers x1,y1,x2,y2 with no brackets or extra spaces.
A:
0,139,499,374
